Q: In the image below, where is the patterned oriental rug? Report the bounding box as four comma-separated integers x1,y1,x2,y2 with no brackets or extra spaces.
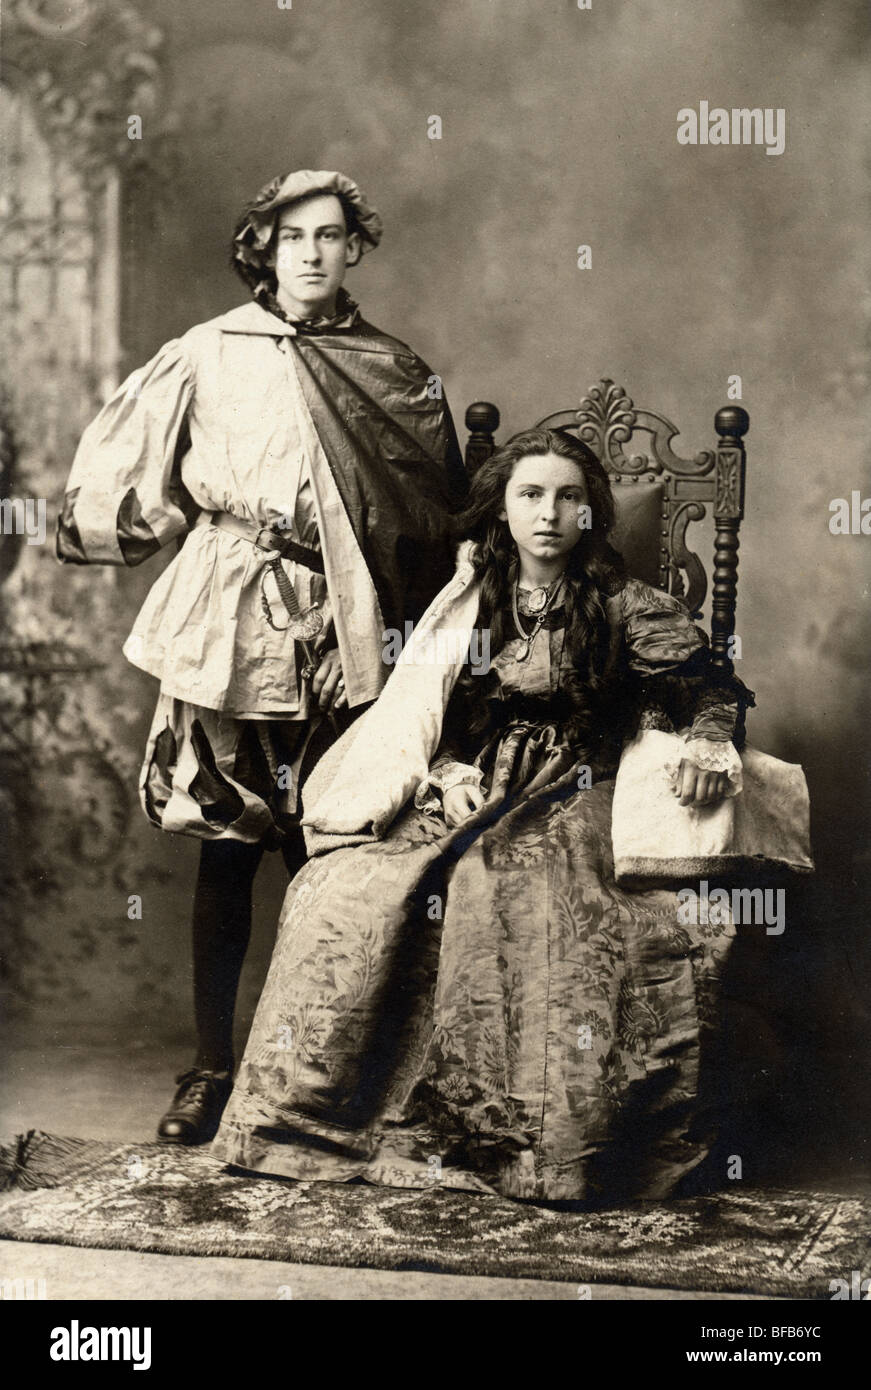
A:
1,1131,867,1299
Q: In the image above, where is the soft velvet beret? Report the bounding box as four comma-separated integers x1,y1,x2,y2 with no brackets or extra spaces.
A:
234,169,382,269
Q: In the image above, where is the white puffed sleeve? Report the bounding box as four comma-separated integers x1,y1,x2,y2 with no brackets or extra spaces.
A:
57,338,195,566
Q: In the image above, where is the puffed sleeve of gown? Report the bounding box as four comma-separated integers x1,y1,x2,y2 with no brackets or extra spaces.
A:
56,337,196,566
621,579,755,777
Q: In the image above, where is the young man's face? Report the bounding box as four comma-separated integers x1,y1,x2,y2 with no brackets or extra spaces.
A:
270,193,361,319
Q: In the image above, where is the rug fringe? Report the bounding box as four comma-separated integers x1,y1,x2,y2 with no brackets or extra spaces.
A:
1,1130,113,1190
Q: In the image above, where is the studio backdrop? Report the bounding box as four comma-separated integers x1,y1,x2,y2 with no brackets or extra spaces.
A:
0,0,867,1160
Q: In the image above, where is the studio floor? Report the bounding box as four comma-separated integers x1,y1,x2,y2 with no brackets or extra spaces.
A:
1,1039,861,1302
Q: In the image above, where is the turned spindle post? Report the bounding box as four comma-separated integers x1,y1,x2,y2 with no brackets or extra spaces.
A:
710,405,749,674
464,401,500,475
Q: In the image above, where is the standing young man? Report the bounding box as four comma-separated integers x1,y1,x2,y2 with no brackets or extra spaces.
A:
57,169,466,1142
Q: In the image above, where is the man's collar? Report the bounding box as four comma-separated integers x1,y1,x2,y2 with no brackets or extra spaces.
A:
215,291,360,337
262,287,360,332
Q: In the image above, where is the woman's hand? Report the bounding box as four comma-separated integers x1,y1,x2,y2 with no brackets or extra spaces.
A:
674,757,728,807
442,782,486,827
312,648,347,712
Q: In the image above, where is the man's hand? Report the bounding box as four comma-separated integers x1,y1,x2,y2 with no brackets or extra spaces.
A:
312,648,347,712
674,757,728,807
442,782,486,827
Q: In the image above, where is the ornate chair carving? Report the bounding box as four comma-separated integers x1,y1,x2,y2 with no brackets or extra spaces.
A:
464,380,749,675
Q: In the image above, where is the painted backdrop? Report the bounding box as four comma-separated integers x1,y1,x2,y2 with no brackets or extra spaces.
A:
1,0,867,1168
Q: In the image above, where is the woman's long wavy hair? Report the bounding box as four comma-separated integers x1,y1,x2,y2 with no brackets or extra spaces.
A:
454,427,626,747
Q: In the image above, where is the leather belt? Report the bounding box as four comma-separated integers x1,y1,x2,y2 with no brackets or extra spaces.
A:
206,510,325,575
203,509,326,656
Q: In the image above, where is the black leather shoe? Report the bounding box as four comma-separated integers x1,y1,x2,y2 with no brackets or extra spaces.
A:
157,1067,233,1145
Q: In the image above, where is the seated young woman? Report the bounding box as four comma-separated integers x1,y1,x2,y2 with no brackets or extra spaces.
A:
210,427,755,1204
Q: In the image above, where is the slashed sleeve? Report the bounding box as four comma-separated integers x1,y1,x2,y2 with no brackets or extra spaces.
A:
57,338,196,566
621,579,755,785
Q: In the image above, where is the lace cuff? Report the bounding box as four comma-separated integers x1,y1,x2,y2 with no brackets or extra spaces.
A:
664,734,743,796
414,760,484,816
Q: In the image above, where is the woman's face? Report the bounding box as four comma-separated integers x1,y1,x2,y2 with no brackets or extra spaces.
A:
500,452,590,569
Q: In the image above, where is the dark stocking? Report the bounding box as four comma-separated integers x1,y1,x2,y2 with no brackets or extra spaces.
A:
191,830,308,1072
192,838,265,1072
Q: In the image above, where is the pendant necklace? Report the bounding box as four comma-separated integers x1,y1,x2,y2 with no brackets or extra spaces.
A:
525,585,550,615
512,574,565,662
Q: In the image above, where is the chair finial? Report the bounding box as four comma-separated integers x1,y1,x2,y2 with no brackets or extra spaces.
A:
715,405,750,439
464,402,500,475
465,401,500,434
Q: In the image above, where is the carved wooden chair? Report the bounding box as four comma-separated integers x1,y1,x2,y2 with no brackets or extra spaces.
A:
464,380,749,675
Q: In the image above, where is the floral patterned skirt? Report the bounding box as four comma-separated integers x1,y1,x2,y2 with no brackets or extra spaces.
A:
212,730,736,1203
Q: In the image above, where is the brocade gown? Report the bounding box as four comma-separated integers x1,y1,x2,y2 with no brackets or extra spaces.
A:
212,578,751,1203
